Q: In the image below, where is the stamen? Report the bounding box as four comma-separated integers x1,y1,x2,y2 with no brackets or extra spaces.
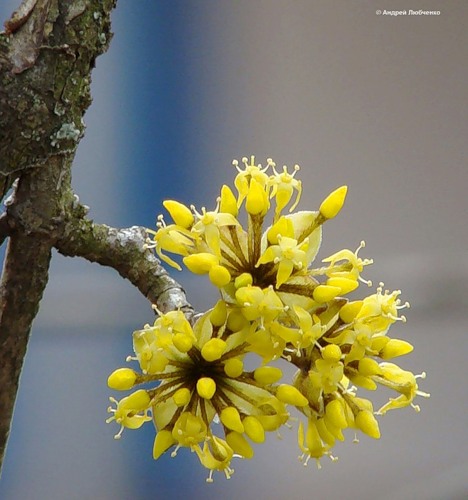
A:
170,444,181,458
114,426,124,440
358,275,373,287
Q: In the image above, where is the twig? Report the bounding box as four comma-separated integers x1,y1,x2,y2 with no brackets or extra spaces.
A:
55,214,194,319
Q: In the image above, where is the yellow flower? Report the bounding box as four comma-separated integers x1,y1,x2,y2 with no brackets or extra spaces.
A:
108,156,428,480
108,309,293,479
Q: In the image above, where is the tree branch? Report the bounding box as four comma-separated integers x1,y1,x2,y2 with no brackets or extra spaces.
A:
56,208,194,319
0,0,117,474
0,156,66,475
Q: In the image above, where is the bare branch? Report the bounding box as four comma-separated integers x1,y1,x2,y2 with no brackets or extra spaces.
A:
56,212,194,319
0,233,52,472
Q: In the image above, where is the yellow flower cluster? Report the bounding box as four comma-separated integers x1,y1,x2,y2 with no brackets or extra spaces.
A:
107,156,429,481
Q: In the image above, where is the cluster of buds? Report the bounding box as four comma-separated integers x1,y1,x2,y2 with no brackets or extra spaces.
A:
107,156,429,481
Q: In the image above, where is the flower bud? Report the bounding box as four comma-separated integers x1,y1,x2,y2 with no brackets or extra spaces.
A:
107,368,137,390
246,178,269,215
196,377,217,399
209,264,231,287
327,277,359,294
276,384,309,407
339,300,363,323
173,387,191,406
210,300,227,327
123,389,151,411
219,185,238,216
234,272,253,289
201,338,227,362
322,344,342,362
220,407,244,433
183,253,218,274
319,185,347,219
380,339,414,359
313,284,341,303
172,332,194,353
223,358,244,378
254,366,283,385
325,399,347,429
153,430,176,460
355,410,381,439
243,416,265,443
226,432,254,459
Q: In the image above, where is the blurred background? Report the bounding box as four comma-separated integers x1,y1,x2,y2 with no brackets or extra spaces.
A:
1,1,467,499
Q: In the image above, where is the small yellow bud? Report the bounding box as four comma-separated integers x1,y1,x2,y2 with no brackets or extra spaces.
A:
219,185,238,216
107,368,137,390
220,407,245,433
339,300,363,323
371,336,389,352
196,377,216,399
226,310,248,332
322,344,342,362
327,277,359,294
304,419,323,456
172,333,193,353
276,384,309,407
183,253,218,274
173,387,191,407
267,216,294,244
210,300,227,327
348,373,377,390
313,284,341,303
316,417,336,446
243,416,265,443
226,432,254,459
209,264,232,287
325,399,347,429
223,358,244,378
234,272,253,289
358,357,382,376
380,339,414,359
253,366,283,385
323,418,345,441
355,410,381,439
123,389,151,411
319,185,348,219
246,178,269,215
153,430,176,460
201,338,227,362
163,200,194,228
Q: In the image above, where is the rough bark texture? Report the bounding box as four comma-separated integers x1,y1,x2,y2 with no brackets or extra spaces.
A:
0,0,193,474
56,209,194,317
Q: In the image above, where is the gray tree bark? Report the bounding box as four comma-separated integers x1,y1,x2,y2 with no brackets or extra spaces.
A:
0,0,192,474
